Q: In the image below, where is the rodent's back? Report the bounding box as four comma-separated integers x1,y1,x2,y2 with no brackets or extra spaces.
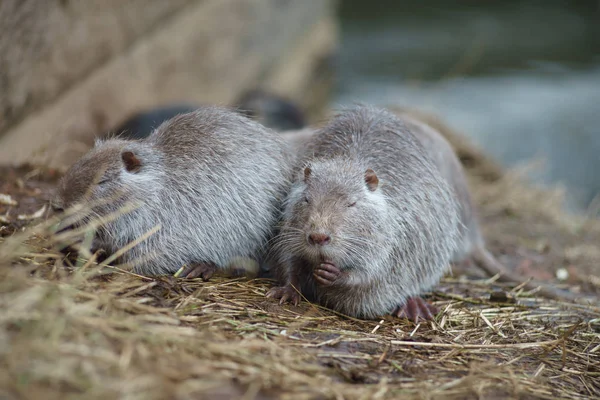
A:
149,107,292,215
136,107,292,273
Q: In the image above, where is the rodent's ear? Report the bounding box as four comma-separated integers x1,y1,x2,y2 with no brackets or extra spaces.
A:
303,166,312,182
364,169,379,191
122,151,141,173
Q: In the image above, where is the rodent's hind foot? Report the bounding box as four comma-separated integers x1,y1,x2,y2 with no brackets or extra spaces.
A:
179,261,218,281
266,285,301,306
392,297,438,323
313,263,343,286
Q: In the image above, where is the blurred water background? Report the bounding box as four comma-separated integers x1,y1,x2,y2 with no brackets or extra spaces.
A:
335,0,600,214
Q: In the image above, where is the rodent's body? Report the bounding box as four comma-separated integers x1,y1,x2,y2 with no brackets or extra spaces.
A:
54,106,291,276
397,114,482,261
399,113,578,300
270,106,461,319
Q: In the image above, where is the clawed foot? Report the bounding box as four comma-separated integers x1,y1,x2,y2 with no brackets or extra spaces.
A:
266,285,301,306
313,262,343,286
179,261,218,281
392,297,438,323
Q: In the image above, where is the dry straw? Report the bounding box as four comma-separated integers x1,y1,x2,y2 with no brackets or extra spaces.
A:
1,208,599,400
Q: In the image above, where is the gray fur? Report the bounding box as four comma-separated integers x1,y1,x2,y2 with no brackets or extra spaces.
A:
272,106,461,319
399,114,579,301
397,115,483,260
54,106,291,276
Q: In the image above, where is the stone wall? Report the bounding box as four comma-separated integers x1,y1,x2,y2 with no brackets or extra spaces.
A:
0,0,337,167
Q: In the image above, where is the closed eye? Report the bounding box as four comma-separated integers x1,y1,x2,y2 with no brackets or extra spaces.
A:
97,178,110,185
348,201,356,207
304,196,310,204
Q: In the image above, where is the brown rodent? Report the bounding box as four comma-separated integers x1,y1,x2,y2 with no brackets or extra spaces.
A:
53,106,292,278
267,105,462,320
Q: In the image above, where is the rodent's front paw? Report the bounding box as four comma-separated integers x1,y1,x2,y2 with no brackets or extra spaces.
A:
266,285,301,306
313,263,343,286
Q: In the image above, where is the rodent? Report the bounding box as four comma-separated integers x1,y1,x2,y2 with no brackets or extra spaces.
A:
267,105,462,320
106,90,306,141
53,106,292,279
267,106,578,320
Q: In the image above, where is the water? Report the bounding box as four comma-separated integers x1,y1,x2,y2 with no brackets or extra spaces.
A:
334,0,600,213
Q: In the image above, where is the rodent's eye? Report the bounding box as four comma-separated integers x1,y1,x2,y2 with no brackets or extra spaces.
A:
303,196,310,204
348,201,357,208
97,178,110,185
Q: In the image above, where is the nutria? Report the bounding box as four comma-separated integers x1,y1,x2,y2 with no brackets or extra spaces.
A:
267,106,461,320
53,106,291,278
267,105,577,321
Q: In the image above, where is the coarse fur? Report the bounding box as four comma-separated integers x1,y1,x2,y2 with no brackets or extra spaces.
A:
397,115,482,260
54,106,291,276
397,113,579,301
271,106,461,319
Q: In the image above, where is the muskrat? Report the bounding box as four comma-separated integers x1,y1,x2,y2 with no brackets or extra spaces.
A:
267,105,461,320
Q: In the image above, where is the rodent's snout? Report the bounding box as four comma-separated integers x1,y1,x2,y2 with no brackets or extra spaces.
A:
307,232,331,246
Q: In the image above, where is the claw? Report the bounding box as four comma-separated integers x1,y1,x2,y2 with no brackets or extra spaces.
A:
178,262,218,281
266,285,301,306
393,297,438,323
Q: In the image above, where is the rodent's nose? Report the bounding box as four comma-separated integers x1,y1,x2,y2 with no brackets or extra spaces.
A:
308,232,331,246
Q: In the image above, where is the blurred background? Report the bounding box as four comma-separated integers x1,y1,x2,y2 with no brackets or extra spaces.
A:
336,0,600,214
1,0,599,214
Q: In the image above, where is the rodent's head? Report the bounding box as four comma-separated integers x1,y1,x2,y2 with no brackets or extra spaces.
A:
52,139,158,218
282,158,388,268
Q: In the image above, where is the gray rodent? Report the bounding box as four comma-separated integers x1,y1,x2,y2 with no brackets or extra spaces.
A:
267,105,577,321
53,106,292,278
267,105,462,320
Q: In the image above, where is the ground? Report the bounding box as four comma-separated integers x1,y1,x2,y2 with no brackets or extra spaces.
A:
1,124,599,399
